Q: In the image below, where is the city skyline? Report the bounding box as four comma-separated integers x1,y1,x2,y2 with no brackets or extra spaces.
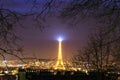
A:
0,0,120,80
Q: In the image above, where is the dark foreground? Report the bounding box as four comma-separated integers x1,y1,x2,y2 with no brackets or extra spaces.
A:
18,69,119,80
0,69,119,80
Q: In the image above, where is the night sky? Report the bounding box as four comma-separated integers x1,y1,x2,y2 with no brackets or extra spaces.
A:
1,0,97,59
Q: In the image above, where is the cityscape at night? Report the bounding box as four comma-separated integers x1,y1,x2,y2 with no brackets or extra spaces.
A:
0,0,120,80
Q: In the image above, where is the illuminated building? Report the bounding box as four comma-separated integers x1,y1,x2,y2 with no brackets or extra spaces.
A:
54,37,65,70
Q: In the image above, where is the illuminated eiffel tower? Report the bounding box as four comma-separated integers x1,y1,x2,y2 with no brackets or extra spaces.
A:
54,37,65,70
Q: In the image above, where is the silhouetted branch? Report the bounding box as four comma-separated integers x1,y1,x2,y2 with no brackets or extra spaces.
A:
0,48,25,63
0,52,8,70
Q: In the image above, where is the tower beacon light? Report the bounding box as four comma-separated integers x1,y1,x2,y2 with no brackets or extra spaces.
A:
58,37,63,42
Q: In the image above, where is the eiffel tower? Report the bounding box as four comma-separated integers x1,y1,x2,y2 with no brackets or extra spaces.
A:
54,38,65,70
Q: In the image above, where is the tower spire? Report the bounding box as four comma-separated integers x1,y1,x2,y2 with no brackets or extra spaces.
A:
54,37,65,70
